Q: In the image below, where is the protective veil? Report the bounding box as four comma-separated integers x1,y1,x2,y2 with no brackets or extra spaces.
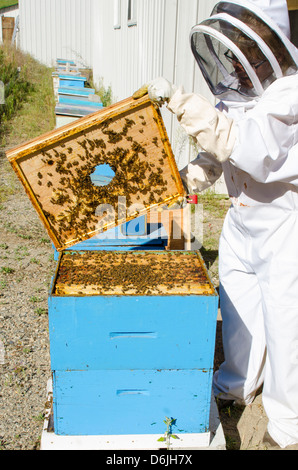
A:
168,0,298,448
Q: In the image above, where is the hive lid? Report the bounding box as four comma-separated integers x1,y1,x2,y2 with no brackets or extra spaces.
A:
6,96,185,252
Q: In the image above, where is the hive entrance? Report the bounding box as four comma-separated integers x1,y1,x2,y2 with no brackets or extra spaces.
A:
90,164,116,187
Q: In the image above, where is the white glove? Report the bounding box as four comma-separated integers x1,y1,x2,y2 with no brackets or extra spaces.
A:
133,77,177,107
147,77,177,106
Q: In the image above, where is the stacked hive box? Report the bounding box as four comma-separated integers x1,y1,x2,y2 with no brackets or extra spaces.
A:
6,96,218,447
52,58,103,127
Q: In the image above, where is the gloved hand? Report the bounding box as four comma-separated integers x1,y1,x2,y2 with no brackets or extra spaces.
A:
133,77,177,107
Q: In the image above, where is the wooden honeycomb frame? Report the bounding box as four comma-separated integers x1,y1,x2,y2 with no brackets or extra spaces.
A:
52,250,216,296
6,96,185,251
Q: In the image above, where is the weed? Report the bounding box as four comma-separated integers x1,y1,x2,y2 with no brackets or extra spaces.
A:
157,417,179,449
18,234,32,240
29,295,43,303
34,307,47,316
40,238,50,244
14,246,29,260
1,266,14,274
22,347,32,354
91,77,113,107
3,222,17,233
0,48,33,132
33,413,45,422
14,364,26,376
0,44,55,147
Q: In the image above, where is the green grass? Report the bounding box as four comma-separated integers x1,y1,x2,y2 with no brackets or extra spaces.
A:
0,44,56,206
194,189,230,218
0,44,55,148
192,190,230,287
0,48,33,128
0,0,18,9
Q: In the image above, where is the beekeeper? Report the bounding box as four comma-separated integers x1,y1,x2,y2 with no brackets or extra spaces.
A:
134,0,298,449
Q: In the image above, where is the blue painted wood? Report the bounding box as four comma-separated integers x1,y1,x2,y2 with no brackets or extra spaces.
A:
52,222,167,260
53,242,166,260
48,294,218,371
58,86,95,97
59,75,87,88
58,95,103,107
52,369,213,436
121,216,147,237
58,74,86,80
57,59,76,65
55,103,103,117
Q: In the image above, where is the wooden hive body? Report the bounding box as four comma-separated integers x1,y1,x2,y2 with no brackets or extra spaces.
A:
49,250,218,437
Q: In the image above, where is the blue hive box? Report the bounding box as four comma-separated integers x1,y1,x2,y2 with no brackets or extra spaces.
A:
49,249,218,436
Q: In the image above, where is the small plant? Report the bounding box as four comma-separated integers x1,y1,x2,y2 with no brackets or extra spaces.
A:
40,237,50,244
29,295,43,303
157,417,179,449
91,77,113,107
34,307,47,316
1,266,14,274
33,412,45,422
14,245,29,260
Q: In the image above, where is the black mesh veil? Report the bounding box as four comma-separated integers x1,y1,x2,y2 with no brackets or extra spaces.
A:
212,1,297,74
190,1,298,99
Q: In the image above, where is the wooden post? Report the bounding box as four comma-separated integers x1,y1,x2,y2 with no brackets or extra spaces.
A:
2,17,15,43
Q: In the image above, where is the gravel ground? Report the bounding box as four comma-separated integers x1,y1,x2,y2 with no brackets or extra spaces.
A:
0,154,55,450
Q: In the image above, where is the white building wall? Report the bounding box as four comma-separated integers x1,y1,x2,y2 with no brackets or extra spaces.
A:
16,0,226,192
18,0,94,67
93,0,223,177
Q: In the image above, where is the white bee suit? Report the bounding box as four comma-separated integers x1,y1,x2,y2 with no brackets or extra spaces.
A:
165,0,298,448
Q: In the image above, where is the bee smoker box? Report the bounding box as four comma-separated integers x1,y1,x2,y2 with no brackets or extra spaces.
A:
48,250,218,436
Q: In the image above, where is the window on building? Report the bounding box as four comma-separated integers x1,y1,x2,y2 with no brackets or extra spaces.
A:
288,0,298,47
128,0,137,27
114,0,121,30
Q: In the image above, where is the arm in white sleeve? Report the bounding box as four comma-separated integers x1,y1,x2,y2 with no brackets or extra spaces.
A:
229,76,298,185
180,152,223,193
168,87,238,162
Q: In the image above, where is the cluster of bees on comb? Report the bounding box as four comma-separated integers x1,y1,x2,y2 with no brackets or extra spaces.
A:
54,251,209,296
35,111,177,245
